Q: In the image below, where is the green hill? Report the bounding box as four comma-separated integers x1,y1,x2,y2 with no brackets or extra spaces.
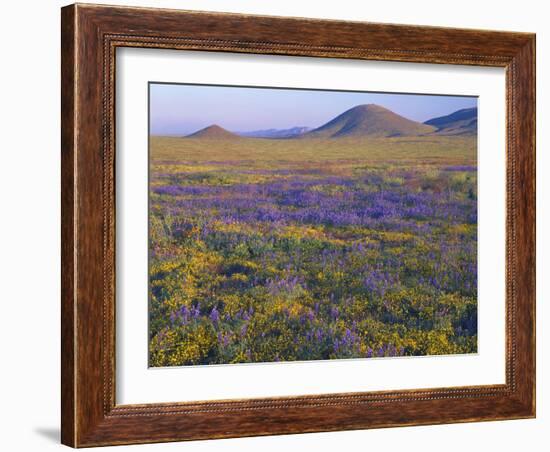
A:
424,107,477,135
185,125,241,139
305,104,436,138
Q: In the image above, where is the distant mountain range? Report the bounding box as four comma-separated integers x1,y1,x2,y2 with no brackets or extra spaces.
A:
237,126,312,138
183,104,477,139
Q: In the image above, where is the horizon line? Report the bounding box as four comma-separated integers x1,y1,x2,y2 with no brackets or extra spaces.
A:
151,102,478,137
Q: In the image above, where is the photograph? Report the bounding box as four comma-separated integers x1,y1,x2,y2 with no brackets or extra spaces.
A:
147,83,479,367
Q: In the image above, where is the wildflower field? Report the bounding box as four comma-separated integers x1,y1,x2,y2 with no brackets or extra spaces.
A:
148,136,477,366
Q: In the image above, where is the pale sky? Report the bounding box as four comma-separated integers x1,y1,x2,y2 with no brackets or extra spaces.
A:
150,82,477,136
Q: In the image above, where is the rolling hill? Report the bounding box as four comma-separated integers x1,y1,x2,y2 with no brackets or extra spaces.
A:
304,104,436,138
183,105,476,141
424,107,477,136
185,125,240,139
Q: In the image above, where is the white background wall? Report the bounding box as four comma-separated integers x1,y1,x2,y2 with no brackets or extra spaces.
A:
0,1,546,450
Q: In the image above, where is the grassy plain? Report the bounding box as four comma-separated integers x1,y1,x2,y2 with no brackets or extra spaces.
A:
151,135,476,163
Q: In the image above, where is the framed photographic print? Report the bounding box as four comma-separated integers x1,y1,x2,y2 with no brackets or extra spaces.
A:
61,3,535,447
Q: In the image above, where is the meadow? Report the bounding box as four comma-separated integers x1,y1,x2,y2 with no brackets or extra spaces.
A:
148,135,478,366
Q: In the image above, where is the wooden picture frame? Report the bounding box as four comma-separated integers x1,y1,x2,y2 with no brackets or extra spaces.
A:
61,3,535,447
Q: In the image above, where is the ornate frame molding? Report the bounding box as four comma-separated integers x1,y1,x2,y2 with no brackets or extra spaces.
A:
62,4,535,447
